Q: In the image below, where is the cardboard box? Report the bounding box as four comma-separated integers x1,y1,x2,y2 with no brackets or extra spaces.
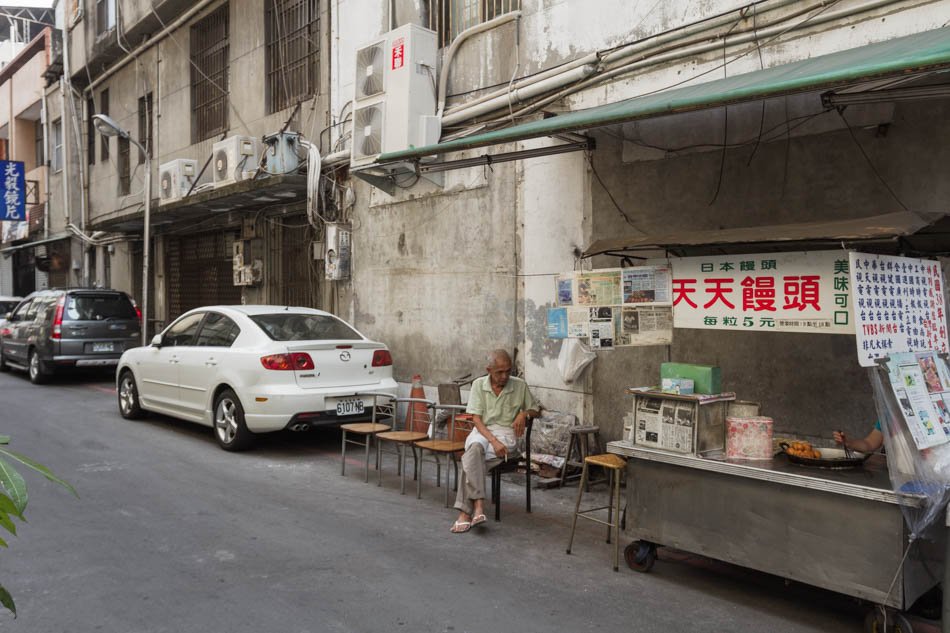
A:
661,378,694,395
661,362,721,395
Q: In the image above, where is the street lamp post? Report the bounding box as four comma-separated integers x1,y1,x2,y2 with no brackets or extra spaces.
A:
93,114,151,346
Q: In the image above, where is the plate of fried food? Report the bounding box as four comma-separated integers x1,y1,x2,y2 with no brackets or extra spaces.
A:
779,440,871,469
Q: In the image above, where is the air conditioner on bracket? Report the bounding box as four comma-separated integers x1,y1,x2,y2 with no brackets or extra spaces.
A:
213,135,259,186
350,24,439,168
159,159,198,204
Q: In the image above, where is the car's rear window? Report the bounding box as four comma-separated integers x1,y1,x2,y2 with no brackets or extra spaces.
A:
250,314,362,341
64,294,137,321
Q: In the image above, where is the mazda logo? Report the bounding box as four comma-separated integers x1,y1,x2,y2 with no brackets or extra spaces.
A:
340,351,351,362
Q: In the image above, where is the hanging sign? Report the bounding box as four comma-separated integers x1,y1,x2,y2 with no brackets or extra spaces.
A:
850,253,948,367
0,160,25,222
669,251,854,334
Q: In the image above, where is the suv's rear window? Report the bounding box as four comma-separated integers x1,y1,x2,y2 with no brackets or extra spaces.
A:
250,314,362,341
64,294,137,321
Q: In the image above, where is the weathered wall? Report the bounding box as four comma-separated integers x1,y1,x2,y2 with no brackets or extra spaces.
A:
586,97,950,443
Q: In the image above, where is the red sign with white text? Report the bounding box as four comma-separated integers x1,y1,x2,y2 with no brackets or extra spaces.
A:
391,38,405,70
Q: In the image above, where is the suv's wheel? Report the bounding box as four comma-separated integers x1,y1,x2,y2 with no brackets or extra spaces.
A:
213,389,253,451
28,350,49,384
117,370,145,419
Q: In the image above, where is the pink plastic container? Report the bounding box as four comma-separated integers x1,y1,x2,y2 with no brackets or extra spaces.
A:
726,416,774,460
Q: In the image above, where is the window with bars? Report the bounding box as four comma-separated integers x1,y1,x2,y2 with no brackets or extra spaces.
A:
86,96,95,165
265,0,320,114
138,92,153,159
100,89,109,161
117,136,130,195
428,0,520,48
191,6,230,143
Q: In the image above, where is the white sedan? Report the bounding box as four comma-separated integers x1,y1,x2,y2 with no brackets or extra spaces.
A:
115,305,397,451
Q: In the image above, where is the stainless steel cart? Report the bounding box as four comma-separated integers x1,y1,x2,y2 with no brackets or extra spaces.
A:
607,441,943,617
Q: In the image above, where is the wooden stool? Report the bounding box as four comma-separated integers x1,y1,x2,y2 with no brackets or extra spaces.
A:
566,453,627,572
559,425,606,490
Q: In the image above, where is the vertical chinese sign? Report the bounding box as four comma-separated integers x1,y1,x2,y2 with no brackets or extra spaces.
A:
850,253,949,367
670,251,854,334
0,160,26,243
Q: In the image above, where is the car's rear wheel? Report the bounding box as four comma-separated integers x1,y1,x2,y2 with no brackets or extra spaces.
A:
117,370,145,419
214,389,253,452
0,345,8,372
28,350,49,384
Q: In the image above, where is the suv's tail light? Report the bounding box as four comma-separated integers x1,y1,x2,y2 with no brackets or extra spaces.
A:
135,306,142,323
51,296,65,339
372,350,392,367
260,352,315,371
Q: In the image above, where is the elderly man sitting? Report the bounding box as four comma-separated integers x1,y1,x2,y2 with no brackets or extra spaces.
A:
450,349,539,533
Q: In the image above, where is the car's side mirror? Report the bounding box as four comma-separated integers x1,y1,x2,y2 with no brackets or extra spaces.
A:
5,313,17,322
3,312,11,321
150,334,163,347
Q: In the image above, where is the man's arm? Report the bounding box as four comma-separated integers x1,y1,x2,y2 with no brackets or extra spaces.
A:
512,408,540,438
472,414,510,458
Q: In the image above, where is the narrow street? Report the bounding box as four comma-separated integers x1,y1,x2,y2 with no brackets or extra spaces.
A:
0,370,867,633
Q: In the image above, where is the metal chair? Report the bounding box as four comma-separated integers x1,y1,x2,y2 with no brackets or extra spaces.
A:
340,392,396,482
375,397,433,494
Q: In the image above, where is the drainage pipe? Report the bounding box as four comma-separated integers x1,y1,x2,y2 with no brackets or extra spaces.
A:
437,11,522,117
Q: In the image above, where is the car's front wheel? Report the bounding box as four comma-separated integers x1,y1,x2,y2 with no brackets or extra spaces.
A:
214,389,253,452
28,350,49,384
117,370,145,419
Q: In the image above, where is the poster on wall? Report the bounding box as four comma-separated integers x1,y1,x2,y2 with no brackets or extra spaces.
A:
589,306,616,349
850,252,949,367
885,352,950,450
668,251,854,334
555,274,575,306
576,270,622,306
567,307,589,338
546,307,568,339
622,266,672,305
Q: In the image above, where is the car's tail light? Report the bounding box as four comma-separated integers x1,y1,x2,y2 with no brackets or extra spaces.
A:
51,296,65,339
260,352,315,371
135,306,142,323
0,327,9,337
372,350,392,367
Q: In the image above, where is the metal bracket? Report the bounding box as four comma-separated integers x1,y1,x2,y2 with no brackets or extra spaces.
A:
352,170,396,196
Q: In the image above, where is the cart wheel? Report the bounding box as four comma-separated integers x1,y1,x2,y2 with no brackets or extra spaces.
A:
864,608,906,633
624,540,657,573
892,613,914,633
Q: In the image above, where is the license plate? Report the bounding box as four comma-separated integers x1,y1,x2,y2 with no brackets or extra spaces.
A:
92,342,114,353
335,399,365,416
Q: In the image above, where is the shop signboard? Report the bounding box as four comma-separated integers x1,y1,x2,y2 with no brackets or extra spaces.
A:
0,160,25,222
850,252,949,367
669,251,854,334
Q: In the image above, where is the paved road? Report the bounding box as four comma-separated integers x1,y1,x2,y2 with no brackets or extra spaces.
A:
0,369,872,632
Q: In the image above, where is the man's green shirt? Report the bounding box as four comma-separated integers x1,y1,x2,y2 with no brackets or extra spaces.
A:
466,375,537,427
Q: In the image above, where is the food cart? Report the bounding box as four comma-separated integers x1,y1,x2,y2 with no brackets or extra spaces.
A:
550,221,950,631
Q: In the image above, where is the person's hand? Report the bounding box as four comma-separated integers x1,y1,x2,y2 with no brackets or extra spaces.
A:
490,437,508,458
513,412,527,438
833,431,847,447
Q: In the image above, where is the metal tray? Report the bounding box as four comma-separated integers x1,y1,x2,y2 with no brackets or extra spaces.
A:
779,443,872,470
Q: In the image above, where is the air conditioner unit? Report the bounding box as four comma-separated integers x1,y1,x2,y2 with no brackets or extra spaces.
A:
212,135,259,186
350,24,438,167
262,131,301,175
158,159,198,204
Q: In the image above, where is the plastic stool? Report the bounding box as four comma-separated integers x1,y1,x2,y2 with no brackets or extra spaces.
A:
559,425,606,490
566,453,627,571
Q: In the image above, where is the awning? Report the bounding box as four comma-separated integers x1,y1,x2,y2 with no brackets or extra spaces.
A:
378,25,950,164
582,211,939,258
0,233,71,257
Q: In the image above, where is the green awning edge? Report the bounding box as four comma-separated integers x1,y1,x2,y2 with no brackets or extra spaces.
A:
377,25,950,164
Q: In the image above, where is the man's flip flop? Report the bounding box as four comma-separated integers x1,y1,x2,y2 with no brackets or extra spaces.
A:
471,514,487,527
450,520,472,534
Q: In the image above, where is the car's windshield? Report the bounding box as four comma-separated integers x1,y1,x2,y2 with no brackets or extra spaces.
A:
250,313,362,341
0,301,19,315
64,294,137,321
